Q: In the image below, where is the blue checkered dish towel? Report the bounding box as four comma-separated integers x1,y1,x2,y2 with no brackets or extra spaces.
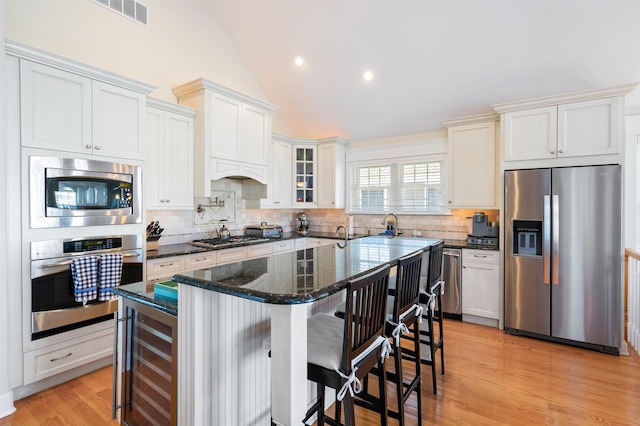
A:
71,256,98,304
99,253,123,301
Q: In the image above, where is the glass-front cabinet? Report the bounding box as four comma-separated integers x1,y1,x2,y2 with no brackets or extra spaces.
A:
294,145,317,206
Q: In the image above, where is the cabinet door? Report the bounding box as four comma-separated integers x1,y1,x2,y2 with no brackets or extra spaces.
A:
557,97,620,158
92,81,146,160
145,108,164,207
272,140,293,207
447,121,496,207
20,60,92,153
317,143,346,208
294,146,317,206
462,259,499,319
503,106,557,161
211,93,241,161
163,112,194,208
242,104,270,165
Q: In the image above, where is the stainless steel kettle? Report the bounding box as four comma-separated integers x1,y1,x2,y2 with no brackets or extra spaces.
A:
219,220,231,240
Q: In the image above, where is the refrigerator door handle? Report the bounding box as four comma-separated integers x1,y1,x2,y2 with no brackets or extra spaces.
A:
551,194,560,286
543,195,551,285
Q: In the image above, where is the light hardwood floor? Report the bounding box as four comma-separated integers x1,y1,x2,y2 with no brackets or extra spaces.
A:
1,319,639,426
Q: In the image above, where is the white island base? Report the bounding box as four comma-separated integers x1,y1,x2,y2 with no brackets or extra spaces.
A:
178,283,340,425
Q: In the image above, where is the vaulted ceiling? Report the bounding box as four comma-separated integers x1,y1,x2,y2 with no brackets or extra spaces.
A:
204,0,640,142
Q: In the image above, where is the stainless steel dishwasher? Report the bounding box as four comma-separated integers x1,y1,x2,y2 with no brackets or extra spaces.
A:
442,248,462,320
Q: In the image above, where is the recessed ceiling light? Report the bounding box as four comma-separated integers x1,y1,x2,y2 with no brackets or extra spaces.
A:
363,70,374,81
295,57,304,66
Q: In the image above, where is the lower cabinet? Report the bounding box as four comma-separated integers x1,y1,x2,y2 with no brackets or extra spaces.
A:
118,298,177,426
23,328,113,385
461,249,499,320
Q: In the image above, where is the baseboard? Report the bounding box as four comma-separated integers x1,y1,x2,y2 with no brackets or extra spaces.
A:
0,390,16,419
462,314,499,328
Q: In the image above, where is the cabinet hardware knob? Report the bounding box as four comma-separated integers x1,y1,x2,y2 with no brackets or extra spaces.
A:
160,199,165,203
550,150,555,154
166,199,170,203
85,144,92,149
558,149,564,154
94,146,101,150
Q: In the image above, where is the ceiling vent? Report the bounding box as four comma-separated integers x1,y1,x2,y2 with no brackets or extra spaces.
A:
92,0,148,26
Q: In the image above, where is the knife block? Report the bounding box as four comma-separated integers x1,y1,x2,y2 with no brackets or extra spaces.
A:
147,235,161,251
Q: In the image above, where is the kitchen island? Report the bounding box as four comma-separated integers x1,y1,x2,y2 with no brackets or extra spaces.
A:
172,236,441,426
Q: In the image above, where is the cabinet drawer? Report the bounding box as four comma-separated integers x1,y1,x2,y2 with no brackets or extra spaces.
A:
217,247,247,265
272,240,294,253
147,257,186,279
185,252,217,270
247,243,273,259
463,249,498,265
24,329,113,384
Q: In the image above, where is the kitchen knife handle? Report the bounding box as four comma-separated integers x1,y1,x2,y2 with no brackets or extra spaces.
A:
543,195,551,285
551,195,559,286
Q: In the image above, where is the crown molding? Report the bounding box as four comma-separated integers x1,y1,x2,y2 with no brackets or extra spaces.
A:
492,83,639,113
146,97,196,117
5,39,155,94
172,78,278,112
441,112,498,128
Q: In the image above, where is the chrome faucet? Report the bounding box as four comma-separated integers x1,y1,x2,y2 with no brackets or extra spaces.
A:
381,213,399,236
336,225,348,247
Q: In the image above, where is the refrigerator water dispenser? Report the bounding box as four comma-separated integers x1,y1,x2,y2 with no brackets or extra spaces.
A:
512,220,542,256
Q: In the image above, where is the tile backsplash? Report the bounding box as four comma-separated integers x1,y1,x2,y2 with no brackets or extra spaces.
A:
147,205,499,246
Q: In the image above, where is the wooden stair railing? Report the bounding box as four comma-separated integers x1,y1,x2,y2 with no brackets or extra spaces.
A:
625,248,640,354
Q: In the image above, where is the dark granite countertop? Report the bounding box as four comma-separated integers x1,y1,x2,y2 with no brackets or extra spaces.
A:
173,237,441,305
113,281,178,316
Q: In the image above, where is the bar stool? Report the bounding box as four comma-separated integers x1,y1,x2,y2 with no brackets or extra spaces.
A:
306,264,392,426
335,251,424,426
417,241,445,394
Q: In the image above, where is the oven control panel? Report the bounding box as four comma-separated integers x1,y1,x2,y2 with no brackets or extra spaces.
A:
63,238,123,254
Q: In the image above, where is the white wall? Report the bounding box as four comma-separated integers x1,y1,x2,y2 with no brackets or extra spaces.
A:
4,0,290,135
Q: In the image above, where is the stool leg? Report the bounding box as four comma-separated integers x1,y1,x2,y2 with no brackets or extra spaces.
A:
335,391,342,424
378,357,388,426
317,383,325,426
344,394,356,426
413,327,423,425
393,344,405,426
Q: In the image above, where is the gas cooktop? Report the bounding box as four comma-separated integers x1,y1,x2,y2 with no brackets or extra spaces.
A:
190,235,270,249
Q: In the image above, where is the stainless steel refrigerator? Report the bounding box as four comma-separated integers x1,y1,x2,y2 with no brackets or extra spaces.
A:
504,165,622,354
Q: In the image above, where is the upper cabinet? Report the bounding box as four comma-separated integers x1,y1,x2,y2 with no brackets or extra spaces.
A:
173,79,277,197
18,56,152,161
317,138,347,209
443,114,497,209
146,99,195,209
294,144,317,207
494,84,635,164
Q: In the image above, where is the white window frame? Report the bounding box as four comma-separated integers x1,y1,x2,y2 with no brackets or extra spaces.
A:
346,154,448,215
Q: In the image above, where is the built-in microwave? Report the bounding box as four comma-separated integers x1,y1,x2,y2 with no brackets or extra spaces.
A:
30,156,142,228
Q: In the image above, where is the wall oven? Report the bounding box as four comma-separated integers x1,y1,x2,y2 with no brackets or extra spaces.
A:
30,234,143,340
29,156,142,228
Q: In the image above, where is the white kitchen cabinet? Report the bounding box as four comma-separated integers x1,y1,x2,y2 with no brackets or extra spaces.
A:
306,238,341,248
462,249,499,320
271,139,294,207
443,116,497,208
317,138,347,208
247,135,293,209
172,79,277,196
20,60,148,160
146,99,195,209
20,60,92,154
294,144,317,207
92,81,146,160
23,328,113,385
499,95,624,162
272,239,295,253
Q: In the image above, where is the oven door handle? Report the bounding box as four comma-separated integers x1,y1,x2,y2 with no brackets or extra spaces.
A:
39,252,140,268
